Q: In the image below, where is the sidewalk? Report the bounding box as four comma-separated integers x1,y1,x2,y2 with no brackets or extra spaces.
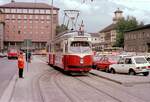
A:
90,70,150,86
0,56,50,102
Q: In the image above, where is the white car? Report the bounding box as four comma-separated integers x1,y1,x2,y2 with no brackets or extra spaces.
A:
109,56,150,76
146,56,150,63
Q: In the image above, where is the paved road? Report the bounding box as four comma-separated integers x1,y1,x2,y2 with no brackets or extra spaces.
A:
0,57,17,98
1,56,150,102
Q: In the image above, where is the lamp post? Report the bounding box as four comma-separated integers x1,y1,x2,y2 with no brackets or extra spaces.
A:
51,0,54,41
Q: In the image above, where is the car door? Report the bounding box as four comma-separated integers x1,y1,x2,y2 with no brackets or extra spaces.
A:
114,58,125,73
97,57,103,69
122,58,133,73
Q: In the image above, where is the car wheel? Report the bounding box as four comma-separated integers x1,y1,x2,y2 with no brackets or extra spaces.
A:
106,68,109,73
143,72,149,76
93,65,97,69
128,70,136,75
110,68,115,74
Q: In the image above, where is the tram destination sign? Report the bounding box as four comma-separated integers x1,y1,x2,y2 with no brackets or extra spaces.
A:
74,37,88,41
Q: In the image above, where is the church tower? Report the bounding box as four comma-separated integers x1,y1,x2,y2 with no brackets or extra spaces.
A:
113,8,123,24
11,0,15,3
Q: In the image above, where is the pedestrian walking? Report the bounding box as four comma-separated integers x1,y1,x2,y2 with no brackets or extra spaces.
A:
18,51,24,78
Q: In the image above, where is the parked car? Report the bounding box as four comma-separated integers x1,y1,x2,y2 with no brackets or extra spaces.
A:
146,56,150,63
109,56,150,76
0,53,5,58
93,55,119,72
7,49,18,59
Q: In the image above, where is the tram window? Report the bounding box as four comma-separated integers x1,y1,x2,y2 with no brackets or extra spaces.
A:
71,41,89,47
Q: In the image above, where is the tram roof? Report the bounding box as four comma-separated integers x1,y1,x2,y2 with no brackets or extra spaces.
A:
55,31,91,40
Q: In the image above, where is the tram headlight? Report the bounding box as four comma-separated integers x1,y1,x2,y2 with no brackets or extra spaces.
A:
80,58,84,64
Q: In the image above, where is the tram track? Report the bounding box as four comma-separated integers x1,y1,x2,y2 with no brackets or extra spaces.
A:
39,69,75,102
74,74,147,102
88,73,149,102
74,76,121,102
31,69,54,102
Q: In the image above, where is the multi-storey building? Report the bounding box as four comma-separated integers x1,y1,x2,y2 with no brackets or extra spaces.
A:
90,33,100,51
0,10,4,52
124,24,150,52
99,8,123,51
0,1,59,50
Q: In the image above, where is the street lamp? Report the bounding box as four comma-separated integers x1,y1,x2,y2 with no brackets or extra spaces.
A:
50,0,54,41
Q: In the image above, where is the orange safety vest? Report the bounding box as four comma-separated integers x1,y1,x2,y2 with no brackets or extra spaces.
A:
18,55,24,69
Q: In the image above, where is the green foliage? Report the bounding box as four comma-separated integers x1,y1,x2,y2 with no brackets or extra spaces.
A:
56,24,68,35
114,16,143,47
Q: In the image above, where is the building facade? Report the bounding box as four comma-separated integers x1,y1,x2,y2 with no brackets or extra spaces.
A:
124,24,150,52
99,8,123,51
0,10,4,52
90,33,100,51
0,1,59,50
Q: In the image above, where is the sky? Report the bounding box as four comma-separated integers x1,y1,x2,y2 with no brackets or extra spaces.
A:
0,0,150,32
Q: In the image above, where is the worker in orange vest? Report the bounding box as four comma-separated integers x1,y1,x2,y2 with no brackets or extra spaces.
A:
18,51,24,78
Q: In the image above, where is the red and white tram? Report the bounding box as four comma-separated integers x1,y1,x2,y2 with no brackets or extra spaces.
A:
48,31,93,73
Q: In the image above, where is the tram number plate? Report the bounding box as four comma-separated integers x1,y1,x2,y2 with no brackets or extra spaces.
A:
74,37,88,41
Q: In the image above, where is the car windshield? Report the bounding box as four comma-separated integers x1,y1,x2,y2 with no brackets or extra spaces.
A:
106,55,120,62
9,49,17,53
134,57,148,64
70,41,91,53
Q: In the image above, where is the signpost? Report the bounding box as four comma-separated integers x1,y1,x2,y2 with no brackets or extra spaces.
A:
24,39,32,72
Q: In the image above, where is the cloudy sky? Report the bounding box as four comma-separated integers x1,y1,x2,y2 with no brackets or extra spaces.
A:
0,0,150,32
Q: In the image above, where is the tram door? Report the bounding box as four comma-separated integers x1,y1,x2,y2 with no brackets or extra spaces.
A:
147,43,150,52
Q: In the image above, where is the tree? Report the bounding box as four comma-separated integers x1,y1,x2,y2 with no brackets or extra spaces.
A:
114,16,143,47
55,24,68,35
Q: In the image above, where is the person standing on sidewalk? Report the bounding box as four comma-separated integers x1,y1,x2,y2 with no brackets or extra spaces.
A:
18,51,24,78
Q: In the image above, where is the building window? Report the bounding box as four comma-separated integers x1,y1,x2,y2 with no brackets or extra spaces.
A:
24,31,26,34
29,15,32,19
41,31,44,34
12,20,15,23
35,15,38,19
34,9,39,14
46,15,50,20
29,9,33,13
12,15,15,19
40,9,45,14
5,9,10,13
147,33,150,38
30,21,32,24
6,15,9,19
24,25,27,29
17,9,22,13
18,15,21,19
41,21,44,23
23,9,28,13
46,10,50,14
35,21,38,23
41,15,44,20
24,20,27,24
24,15,27,19
11,9,16,13
18,26,21,29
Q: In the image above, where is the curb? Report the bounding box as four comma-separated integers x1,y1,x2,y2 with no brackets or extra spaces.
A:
89,71,123,85
90,70,150,87
0,74,17,102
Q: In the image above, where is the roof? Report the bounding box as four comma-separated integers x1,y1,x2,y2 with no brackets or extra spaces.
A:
90,33,99,37
99,23,117,33
0,2,59,10
125,24,150,33
114,8,123,13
